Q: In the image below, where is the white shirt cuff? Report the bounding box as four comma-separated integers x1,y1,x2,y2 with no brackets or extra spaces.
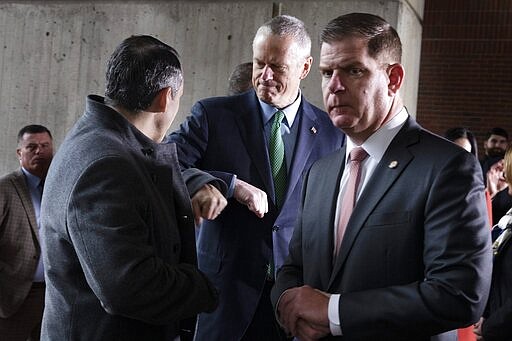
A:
328,294,342,336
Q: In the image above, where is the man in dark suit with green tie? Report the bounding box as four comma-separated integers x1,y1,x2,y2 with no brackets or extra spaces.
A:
168,15,344,341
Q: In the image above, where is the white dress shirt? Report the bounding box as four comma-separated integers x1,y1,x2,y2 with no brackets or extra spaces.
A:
21,167,45,282
328,108,409,335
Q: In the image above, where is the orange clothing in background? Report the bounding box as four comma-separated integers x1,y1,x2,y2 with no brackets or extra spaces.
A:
458,326,476,341
486,190,493,227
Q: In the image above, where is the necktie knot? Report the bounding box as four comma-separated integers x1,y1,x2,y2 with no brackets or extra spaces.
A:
350,147,368,163
273,110,285,126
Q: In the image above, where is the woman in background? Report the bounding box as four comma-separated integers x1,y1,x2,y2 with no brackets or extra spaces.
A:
473,145,512,341
445,127,478,156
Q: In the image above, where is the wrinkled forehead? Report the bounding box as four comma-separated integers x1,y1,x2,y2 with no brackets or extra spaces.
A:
253,31,307,61
320,36,394,68
319,38,374,65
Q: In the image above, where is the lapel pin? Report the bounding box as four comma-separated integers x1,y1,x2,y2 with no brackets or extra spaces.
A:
310,126,317,134
388,160,398,169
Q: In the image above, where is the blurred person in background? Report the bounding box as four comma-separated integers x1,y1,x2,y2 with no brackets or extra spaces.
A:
474,144,512,341
0,124,53,341
228,61,253,95
445,127,478,156
480,127,508,183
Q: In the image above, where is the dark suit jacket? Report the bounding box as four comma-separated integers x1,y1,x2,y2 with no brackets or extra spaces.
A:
41,95,223,340
272,117,492,341
491,188,512,225
0,169,40,318
167,90,344,340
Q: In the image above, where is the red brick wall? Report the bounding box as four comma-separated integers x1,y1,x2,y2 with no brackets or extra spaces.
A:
417,0,512,156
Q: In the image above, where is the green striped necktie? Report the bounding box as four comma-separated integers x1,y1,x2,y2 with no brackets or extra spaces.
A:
269,110,287,208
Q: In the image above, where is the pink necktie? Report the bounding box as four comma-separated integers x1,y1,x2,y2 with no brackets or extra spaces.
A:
335,147,368,255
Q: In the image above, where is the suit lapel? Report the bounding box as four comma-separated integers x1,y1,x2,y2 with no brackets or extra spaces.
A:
11,170,39,242
285,99,319,205
329,120,418,287
317,147,346,287
234,92,274,196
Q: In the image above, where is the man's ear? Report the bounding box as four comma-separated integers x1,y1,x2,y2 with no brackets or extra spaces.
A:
300,56,313,80
387,63,404,95
149,87,172,113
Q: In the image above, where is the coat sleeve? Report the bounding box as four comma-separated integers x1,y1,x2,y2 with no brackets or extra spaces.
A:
182,168,227,197
167,101,236,193
67,155,218,324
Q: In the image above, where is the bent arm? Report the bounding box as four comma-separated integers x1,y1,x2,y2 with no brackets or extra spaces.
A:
68,156,217,324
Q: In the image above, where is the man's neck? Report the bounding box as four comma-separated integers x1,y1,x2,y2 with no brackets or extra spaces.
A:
114,106,165,142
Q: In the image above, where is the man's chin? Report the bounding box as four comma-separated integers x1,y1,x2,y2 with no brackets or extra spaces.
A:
330,114,354,129
256,91,276,105
487,147,505,158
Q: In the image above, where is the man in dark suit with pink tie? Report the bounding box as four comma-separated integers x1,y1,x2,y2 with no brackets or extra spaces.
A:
272,13,492,341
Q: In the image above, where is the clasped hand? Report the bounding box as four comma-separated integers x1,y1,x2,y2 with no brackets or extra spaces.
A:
277,285,331,341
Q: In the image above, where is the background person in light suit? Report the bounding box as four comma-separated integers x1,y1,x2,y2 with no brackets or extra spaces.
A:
0,124,53,341
167,15,344,341
40,35,227,341
272,13,492,341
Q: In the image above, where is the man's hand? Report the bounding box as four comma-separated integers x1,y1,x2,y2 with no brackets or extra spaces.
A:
473,317,484,341
191,183,227,225
233,178,268,218
277,286,330,340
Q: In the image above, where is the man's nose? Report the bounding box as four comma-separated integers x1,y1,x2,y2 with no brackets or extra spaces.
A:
328,73,346,94
261,65,273,81
34,145,45,154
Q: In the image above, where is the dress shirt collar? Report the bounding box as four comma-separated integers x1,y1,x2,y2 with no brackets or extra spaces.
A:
259,89,302,128
345,107,409,163
21,167,42,189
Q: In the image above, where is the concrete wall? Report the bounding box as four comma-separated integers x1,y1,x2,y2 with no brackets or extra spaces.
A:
0,0,423,175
